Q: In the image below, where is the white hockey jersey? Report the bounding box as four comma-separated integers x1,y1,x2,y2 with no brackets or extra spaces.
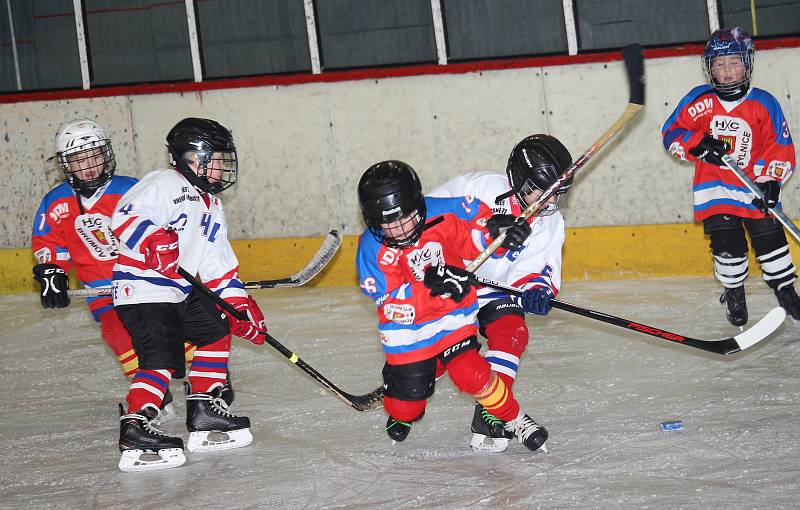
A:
428,171,565,305
110,169,247,305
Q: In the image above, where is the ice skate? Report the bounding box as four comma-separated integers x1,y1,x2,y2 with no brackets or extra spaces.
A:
185,383,252,453
503,411,549,453
720,286,748,327
118,403,186,472
775,285,800,320
386,416,411,442
470,403,514,453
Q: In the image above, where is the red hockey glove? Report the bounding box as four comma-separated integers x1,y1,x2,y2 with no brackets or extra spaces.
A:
141,228,179,276
225,296,267,344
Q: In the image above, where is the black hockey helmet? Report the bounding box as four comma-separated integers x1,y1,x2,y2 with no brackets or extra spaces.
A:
505,134,573,214
166,117,237,194
358,160,427,248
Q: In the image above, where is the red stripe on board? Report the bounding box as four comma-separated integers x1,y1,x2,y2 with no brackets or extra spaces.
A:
1,36,798,105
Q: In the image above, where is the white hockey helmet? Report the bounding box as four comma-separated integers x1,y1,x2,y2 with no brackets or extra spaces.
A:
54,118,116,195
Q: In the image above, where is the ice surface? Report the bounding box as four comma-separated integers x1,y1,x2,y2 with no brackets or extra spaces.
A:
2,277,799,509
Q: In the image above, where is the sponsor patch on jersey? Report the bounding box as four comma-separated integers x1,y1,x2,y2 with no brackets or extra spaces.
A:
74,213,119,261
687,98,714,120
406,242,445,281
34,247,52,263
48,202,70,224
668,142,686,161
766,160,792,179
383,303,415,325
113,283,135,300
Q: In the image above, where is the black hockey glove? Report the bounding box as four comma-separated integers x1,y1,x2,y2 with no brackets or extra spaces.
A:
486,214,532,251
423,265,473,303
688,135,730,166
32,263,70,309
751,180,780,214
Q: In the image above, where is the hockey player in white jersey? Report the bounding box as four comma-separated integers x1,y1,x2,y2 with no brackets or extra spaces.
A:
429,134,572,452
111,118,266,472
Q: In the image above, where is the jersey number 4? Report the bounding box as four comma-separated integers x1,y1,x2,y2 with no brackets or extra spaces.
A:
200,213,221,242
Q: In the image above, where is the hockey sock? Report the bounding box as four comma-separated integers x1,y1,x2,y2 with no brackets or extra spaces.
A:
447,348,520,421
99,310,139,377
484,314,528,388
383,396,426,422
127,369,173,413
187,335,231,393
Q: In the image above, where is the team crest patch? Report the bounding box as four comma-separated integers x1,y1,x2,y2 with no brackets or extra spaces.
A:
114,283,135,300
383,303,416,325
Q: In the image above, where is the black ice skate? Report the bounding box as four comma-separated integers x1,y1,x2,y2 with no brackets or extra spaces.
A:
386,416,411,442
118,403,186,472
720,286,748,327
503,411,549,453
185,383,252,453
775,285,800,320
470,403,514,453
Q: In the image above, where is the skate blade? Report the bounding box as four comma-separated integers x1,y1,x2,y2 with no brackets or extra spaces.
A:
470,433,509,453
152,403,179,426
118,448,186,472
187,428,253,452
536,439,550,454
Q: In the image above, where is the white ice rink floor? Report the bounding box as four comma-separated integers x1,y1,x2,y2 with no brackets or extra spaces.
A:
2,277,799,510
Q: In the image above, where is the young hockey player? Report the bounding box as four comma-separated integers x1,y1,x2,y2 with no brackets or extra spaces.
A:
662,27,798,326
32,119,144,378
356,160,548,453
429,134,572,452
111,117,266,472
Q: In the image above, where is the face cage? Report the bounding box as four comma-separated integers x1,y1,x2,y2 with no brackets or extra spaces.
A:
187,150,238,194
369,210,425,249
515,178,567,216
703,52,753,95
58,140,116,194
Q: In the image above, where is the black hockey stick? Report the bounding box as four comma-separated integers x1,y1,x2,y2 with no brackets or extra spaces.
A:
67,230,341,298
243,230,342,288
720,155,800,244
471,275,785,355
176,267,384,411
467,43,645,272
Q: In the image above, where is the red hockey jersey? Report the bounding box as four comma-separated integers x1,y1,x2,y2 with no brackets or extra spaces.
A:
31,176,139,319
662,84,795,221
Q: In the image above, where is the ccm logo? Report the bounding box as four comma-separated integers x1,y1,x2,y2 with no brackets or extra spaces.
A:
443,339,472,357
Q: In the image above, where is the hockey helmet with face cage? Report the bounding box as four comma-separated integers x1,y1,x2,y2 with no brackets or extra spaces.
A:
505,134,573,215
166,117,237,195
703,27,755,101
358,160,427,249
54,118,116,197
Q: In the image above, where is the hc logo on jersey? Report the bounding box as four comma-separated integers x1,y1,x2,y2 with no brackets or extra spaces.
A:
407,242,445,281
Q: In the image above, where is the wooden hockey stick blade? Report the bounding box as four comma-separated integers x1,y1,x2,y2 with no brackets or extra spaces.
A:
720,155,800,244
66,230,343,297
177,267,383,411
467,44,645,272
471,275,785,355
243,230,342,289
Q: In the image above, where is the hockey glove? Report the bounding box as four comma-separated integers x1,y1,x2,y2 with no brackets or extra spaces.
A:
688,135,730,166
225,296,266,345
423,265,473,303
752,180,780,214
32,263,70,309
521,286,554,316
486,214,532,251
141,228,179,276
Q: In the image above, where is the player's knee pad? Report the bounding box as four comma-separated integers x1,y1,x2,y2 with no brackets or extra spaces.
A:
382,358,436,401
444,343,492,395
483,313,529,357
744,216,784,240
383,396,426,423
704,215,748,257
477,298,524,338
745,219,796,289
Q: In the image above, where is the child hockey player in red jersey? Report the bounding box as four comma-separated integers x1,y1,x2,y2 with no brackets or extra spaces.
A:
356,160,548,453
662,27,798,326
111,118,266,472
429,134,572,452
32,119,144,378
